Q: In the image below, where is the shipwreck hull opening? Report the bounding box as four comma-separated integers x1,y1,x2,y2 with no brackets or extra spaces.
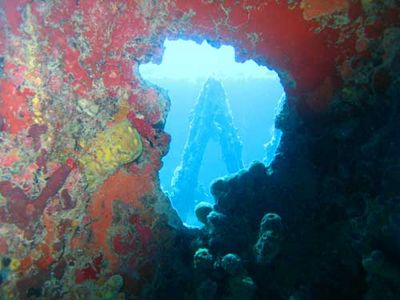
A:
0,1,399,299
139,38,285,226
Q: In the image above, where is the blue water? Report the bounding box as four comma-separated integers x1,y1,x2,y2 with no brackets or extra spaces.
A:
139,40,284,225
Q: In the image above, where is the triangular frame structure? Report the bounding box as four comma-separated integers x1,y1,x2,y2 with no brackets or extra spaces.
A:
171,78,243,220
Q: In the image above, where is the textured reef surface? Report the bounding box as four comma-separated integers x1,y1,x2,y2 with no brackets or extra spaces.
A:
0,0,399,299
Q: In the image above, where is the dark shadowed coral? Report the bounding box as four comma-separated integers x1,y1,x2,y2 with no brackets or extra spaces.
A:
225,276,256,300
254,212,284,264
254,231,281,265
362,250,400,285
259,213,283,236
221,253,243,276
196,279,217,300
194,248,214,272
195,202,213,225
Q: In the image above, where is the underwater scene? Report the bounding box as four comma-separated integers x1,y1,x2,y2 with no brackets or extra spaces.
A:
140,39,284,226
0,1,399,300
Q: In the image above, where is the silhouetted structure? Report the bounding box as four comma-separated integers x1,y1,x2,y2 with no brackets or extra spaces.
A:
171,78,243,222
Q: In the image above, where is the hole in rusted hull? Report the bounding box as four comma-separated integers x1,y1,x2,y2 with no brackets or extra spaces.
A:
139,39,285,226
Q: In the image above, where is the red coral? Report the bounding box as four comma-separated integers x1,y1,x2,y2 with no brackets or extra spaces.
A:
127,111,156,141
0,237,8,254
75,265,99,284
53,259,67,280
28,124,48,151
75,254,103,284
112,232,136,255
61,189,75,210
0,163,73,230
0,80,33,134
2,0,28,35
130,215,152,247
35,243,54,270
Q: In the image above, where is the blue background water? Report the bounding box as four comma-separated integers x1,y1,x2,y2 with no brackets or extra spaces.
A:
139,40,284,225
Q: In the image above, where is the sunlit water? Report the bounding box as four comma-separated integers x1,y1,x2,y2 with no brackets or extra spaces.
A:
139,39,284,226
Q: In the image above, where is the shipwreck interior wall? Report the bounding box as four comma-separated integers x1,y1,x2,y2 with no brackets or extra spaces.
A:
0,1,399,299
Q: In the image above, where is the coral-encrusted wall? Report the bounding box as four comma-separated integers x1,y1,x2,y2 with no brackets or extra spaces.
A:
0,0,399,299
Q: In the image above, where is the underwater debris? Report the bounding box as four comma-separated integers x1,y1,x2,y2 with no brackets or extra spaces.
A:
171,78,243,220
